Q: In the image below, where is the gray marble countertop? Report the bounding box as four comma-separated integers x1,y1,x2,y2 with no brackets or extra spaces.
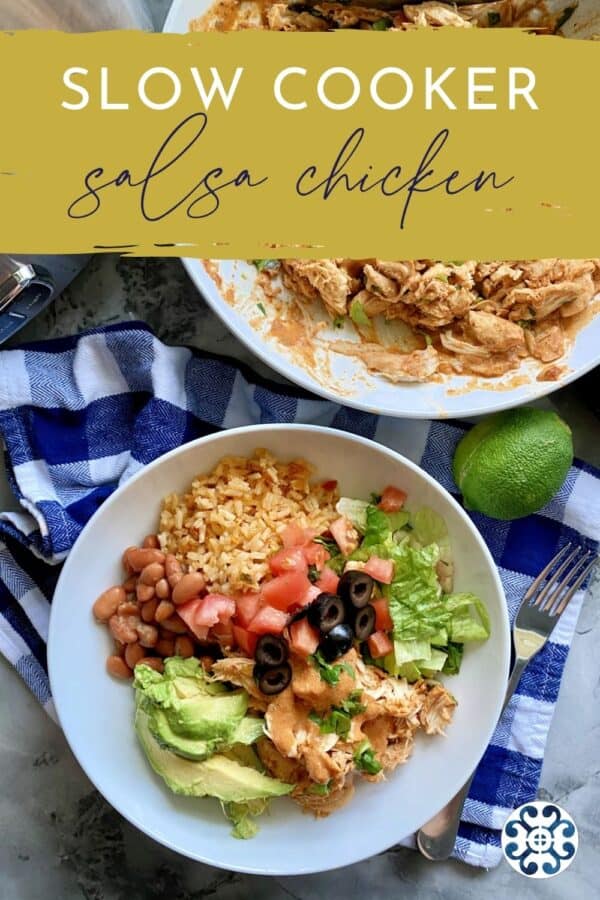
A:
1,253,600,900
1,2,600,897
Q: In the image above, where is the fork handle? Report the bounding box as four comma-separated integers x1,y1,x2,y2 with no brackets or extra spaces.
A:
416,657,528,861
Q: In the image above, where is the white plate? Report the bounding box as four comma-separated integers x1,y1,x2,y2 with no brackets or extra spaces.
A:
48,425,510,874
165,0,600,419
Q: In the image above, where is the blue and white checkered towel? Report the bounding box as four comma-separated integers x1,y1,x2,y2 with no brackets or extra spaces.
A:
0,322,598,869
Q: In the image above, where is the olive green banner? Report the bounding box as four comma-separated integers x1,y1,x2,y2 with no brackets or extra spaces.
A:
0,28,598,258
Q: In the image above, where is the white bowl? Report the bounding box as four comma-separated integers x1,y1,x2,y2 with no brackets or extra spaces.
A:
48,425,510,874
165,0,600,419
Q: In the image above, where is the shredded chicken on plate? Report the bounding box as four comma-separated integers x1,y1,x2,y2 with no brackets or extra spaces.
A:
212,649,456,816
192,0,596,384
280,258,600,380
192,0,579,33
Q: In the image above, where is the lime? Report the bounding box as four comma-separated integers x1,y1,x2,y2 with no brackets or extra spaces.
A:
453,408,573,521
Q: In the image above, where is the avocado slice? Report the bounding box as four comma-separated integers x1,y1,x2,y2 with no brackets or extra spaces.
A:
135,657,248,742
162,691,248,741
147,707,265,762
136,709,292,802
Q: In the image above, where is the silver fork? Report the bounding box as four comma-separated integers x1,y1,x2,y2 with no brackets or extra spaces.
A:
417,543,597,861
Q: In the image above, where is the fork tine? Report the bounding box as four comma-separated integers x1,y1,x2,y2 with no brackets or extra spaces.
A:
534,547,583,610
523,543,572,604
540,549,592,613
550,555,598,617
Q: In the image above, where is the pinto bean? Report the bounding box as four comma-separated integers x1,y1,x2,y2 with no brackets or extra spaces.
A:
141,598,158,623
136,583,155,604
117,601,140,617
107,655,132,679
142,534,160,549
135,657,164,673
165,554,183,589
126,547,165,573
136,622,158,648
140,562,165,586
155,578,170,600
172,573,206,606
109,614,140,644
93,586,126,622
155,637,176,657
125,642,146,669
174,636,195,659
155,600,175,623
159,615,188,634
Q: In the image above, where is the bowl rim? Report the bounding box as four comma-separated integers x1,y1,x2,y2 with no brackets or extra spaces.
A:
182,257,600,420
48,423,510,874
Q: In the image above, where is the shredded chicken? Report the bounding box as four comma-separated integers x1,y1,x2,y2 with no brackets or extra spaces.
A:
190,2,593,384
212,648,457,817
192,0,579,34
281,258,600,381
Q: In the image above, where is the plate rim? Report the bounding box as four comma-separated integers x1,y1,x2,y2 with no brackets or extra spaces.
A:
48,423,510,874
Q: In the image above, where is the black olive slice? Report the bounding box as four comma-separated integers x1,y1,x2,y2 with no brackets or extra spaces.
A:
352,604,376,641
307,593,345,635
255,633,289,667
318,623,354,662
337,571,375,610
254,662,292,695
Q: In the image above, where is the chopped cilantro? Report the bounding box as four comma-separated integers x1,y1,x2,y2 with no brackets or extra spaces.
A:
256,302,267,316
313,535,338,554
353,740,382,775
307,564,320,584
339,690,366,717
371,17,392,30
332,315,346,329
326,554,346,576
309,691,366,739
253,259,278,272
308,781,332,796
310,651,355,686
349,298,370,327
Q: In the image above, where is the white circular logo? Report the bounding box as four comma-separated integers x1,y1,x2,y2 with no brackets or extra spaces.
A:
501,801,578,878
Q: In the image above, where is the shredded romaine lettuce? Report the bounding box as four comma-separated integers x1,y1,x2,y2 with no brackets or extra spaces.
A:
341,500,490,678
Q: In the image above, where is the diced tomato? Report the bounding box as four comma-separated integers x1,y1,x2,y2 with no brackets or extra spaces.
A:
330,516,359,556
303,542,330,569
195,593,236,627
269,546,308,577
289,618,320,657
247,606,289,635
261,570,312,611
364,556,395,584
281,523,316,548
234,592,262,628
368,630,393,658
371,598,393,632
297,583,322,608
316,565,340,594
177,594,235,640
378,486,407,513
322,480,338,492
232,624,258,657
